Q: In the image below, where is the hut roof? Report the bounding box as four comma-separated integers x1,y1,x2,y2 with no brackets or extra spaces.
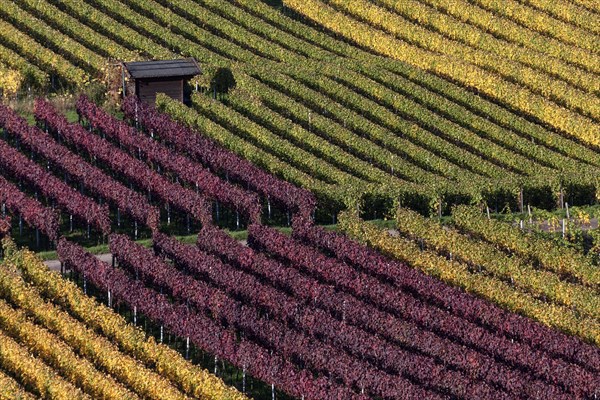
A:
123,58,201,80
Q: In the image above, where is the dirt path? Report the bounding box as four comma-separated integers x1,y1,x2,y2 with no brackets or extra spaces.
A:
42,240,248,273
44,253,113,272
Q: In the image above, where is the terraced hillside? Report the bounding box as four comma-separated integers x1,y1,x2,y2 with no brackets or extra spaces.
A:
0,0,598,217
0,2,599,398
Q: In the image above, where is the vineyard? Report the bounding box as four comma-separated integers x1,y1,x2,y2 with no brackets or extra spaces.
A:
0,0,598,399
0,0,597,216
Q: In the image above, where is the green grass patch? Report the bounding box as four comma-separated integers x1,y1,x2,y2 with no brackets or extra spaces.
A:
32,222,347,261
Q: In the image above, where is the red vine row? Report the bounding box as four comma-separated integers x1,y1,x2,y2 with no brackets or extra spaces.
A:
34,99,211,225
196,224,567,399
156,230,540,399
122,96,316,219
249,224,598,398
0,103,159,231
114,233,450,399
77,96,261,224
0,131,110,235
57,238,365,400
0,175,59,241
292,217,600,375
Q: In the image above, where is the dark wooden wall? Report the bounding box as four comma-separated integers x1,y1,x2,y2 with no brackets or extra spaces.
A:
136,79,184,105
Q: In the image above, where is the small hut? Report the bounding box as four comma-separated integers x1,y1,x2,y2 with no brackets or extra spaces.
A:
122,58,201,105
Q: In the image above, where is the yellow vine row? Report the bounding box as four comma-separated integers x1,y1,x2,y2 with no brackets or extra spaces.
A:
284,0,600,148
0,299,138,399
50,0,173,60
0,330,89,400
520,0,600,35
0,43,47,88
0,19,88,86
451,205,600,287
0,243,191,400
0,64,22,98
0,0,105,73
375,0,600,83
6,239,249,400
326,0,599,118
419,0,600,74
0,370,36,400
17,0,139,63
471,0,600,53
395,207,600,320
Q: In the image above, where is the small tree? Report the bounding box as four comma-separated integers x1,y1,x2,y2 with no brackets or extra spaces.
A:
210,67,236,96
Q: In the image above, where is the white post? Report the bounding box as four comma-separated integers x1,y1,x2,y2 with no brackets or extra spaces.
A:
185,337,190,360
267,196,271,219
242,365,246,393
